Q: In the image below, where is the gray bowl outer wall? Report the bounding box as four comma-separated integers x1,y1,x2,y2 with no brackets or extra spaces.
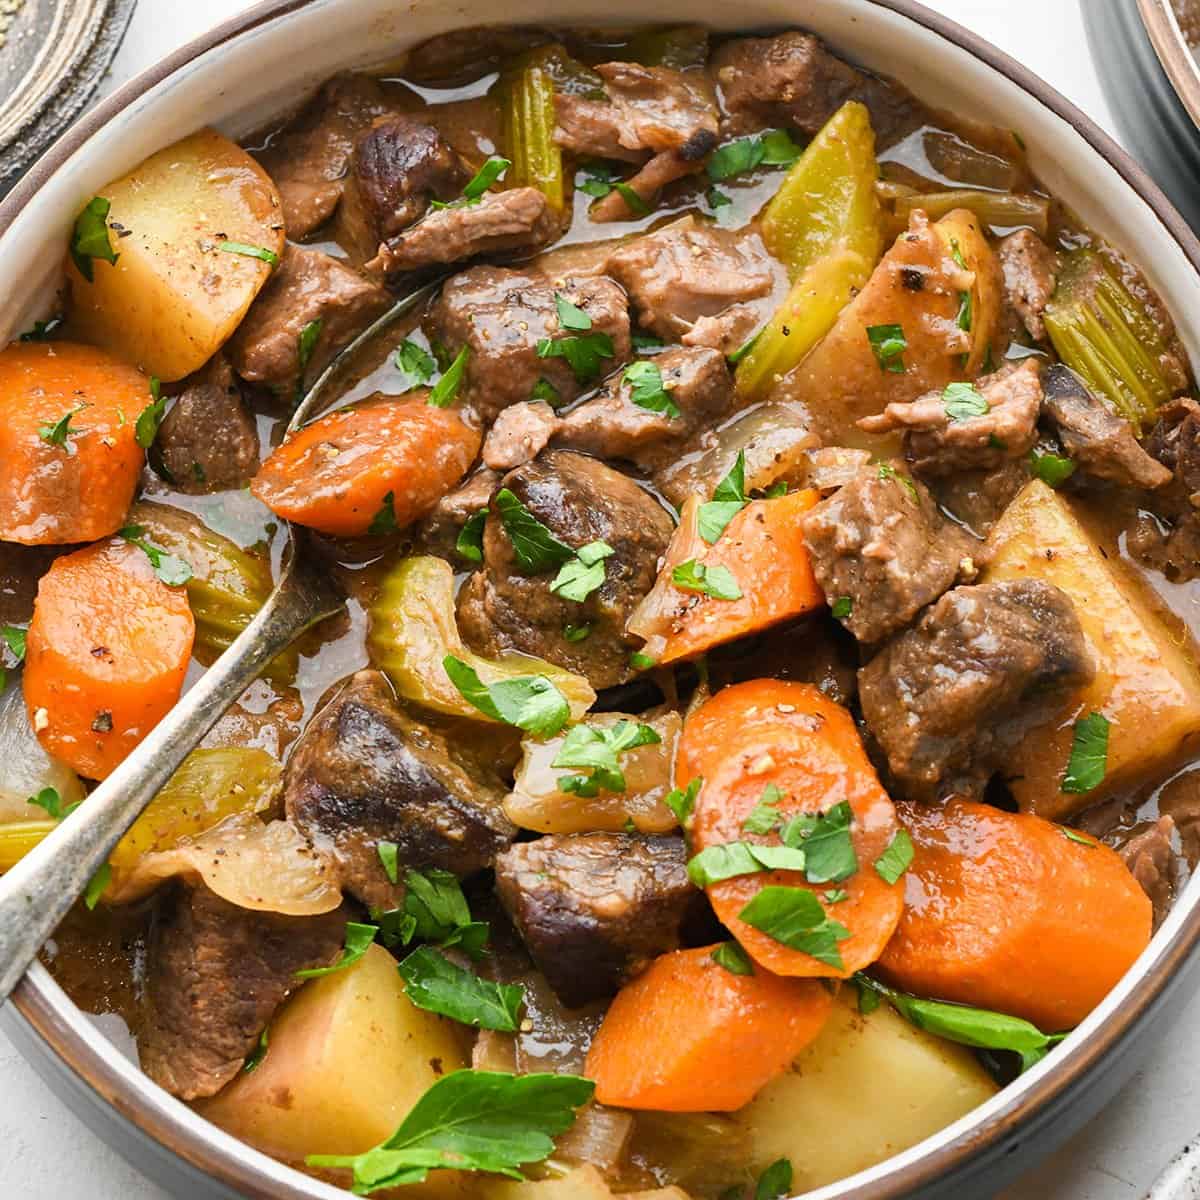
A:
5,0,1200,1198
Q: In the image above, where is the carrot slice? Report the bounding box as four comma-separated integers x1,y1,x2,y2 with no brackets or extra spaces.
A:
877,799,1152,1031
23,539,195,780
0,342,148,544
251,398,481,538
585,945,834,1111
678,679,904,979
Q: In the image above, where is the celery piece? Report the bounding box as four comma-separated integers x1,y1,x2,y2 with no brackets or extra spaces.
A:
761,100,883,282
1044,250,1176,429
893,189,1050,237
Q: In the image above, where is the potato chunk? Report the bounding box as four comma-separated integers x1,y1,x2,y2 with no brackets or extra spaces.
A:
734,990,997,1190
983,480,1200,817
67,129,284,381
197,944,467,1161
777,208,1001,449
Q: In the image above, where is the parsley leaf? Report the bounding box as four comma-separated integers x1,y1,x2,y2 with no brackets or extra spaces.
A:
368,492,399,536
1,625,27,687
462,155,511,202
874,828,914,885
1061,711,1110,794
672,559,743,601
698,451,748,544
536,331,615,383
623,360,680,419
687,841,806,887
727,328,763,366
956,288,973,333
429,345,470,407
943,381,989,422
383,868,490,961
780,800,857,884
1062,828,1097,848
550,540,614,603
664,777,702,826
70,197,118,282
243,1028,269,1073
295,921,378,979
1030,449,1077,488
577,163,615,198
563,622,591,642
135,379,166,450
711,942,755,976
456,510,487,563
399,946,525,1031
494,488,575,573
707,186,732,211
877,462,920,503
297,318,323,397
738,886,851,969
442,655,570,737
28,787,80,822
531,377,561,407
118,525,193,586
707,129,803,182
742,783,783,835
632,333,665,353
831,596,853,619
396,339,438,391
378,841,400,885
306,1070,595,1191
218,241,279,266
553,719,661,795
614,181,651,215
555,293,593,332
84,863,111,910
755,1159,794,1200
867,324,907,374
39,402,88,453
629,650,658,671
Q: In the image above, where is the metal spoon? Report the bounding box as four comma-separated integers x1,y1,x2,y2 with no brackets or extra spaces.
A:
0,276,444,1003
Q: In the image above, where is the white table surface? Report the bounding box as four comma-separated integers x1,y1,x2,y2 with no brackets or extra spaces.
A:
0,0,1192,1196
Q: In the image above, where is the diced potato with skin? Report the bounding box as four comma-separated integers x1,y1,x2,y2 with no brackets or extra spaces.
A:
735,990,998,1192
505,711,682,834
67,128,285,381
776,208,1002,450
983,480,1200,818
197,944,468,1163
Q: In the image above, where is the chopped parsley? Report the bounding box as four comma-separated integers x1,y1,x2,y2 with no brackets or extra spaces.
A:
1,622,27,694
377,841,400,885
614,182,651,216
629,650,658,671
550,539,614,603
727,328,763,366
874,828,914,885
755,1159,794,1200
386,867,485,955
553,719,661,796
38,402,87,454
84,863,111,910
135,378,166,450
623,360,680,419
943,381,989,422
243,1028,269,1074
956,288,974,333
462,155,511,202
555,293,593,332
118,524,193,586
578,162,616,198
1061,712,1110,794
295,921,378,979
396,339,437,391
70,196,118,282
707,128,803,181
442,655,570,736
664,777,703,826
631,332,665,353
743,783,784,835
866,324,907,374
399,946,525,1031
877,462,920,503
672,559,742,601
536,330,614,383
780,800,857,884
707,186,733,210
494,488,575,573
737,886,851,970
368,492,399,536
456,510,487,563
28,786,80,822
1030,449,1077,488
687,841,807,887
1062,828,1098,848
218,240,280,266
563,622,592,642
531,377,561,407
698,450,748,544
711,942,755,976
831,596,853,620
428,345,470,407
297,319,323,394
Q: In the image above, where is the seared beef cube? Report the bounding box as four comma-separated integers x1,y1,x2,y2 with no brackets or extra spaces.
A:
555,62,718,161
227,244,390,395
681,302,763,357
425,267,631,423
139,882,350,1100
1042,364,1172,490
928,458,1033,539
256,74,397,239
370,188,559,275
456,450,674,689
1129,399,1200,581
605,219,775,340
1116,815,1177,927
859,580,1093,802
283,670,515,910
801,461,980,644
998,228,1058,342
483,401,561,471
155,355,259,493
415,466,500,560
857,360,1042,476
555,345,735,471
710,32,919,146
495,832,693,1007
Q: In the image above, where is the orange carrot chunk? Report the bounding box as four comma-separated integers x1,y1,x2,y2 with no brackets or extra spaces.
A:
585,945,834,1111
251,398,481,538
877,799,1152,1031
24,539,195,780
0,342,148,544
678,679,904,979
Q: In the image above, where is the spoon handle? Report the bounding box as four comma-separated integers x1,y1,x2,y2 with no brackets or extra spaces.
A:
0,557,340,1004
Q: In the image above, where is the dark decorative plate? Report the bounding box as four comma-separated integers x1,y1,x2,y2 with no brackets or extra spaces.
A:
0,0,137,193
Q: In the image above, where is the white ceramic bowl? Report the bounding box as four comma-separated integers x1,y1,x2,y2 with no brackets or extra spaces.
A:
4,2,1200,1198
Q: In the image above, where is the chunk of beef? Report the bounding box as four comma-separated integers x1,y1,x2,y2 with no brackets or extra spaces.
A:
139,882,350,1100
859,580,1093,802
483,401,561,471
555,346,735,471
801,461,981,644
227,244,390,394
605,219,775,339
998,229,1058,342
155,356,259,493
415,467,500,560
283,670,516,910
554,62,718,161
1130,399,1200,581
928,457,1033,539
425,267,631,423
1042,364,1172,490
494,832,693,1008
710,32,919,146
338,116,467,258
370,188,559,275
456,451,674,689
402,27,552,86
681,303,763,356
857,360,1042,476
1116,815,1177,927
588,146,716,223
1159,767,1200,866
256,74,397,239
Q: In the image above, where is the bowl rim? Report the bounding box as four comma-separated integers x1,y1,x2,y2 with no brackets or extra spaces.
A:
1137,0,1200,130
6,1,1200,1198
